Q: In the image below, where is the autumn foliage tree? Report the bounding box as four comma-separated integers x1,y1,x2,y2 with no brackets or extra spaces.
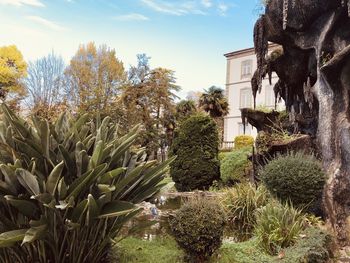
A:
0,45,27,110
64,42,126,119
122,54,180,157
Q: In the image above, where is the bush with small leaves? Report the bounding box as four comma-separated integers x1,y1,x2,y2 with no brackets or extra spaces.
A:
169,113,220,191
169,197,226,262
234,135,254,150
261,152,326,207
220,147,252,184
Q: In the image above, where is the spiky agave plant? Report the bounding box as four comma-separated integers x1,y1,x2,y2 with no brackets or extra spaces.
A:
0,104,174,263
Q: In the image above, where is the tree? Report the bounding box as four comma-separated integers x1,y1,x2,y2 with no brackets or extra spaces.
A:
175,99,197,122
64,42,126,118
122,54,180,157
169,113,220,191
186,91,202,106
25,52,67,120
199,86,229,118
0,45,27,110
199,86,229,143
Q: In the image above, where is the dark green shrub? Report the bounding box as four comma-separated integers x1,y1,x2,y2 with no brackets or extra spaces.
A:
281,227,333,263
221,183,270,241
261,152,326,207
169,197,226,262
234,135,254,150
170,113,220,191
220,147,252,184
255,202,306,255
0,104,172,263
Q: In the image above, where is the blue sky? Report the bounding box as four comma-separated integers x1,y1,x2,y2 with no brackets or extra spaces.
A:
0,0,262,98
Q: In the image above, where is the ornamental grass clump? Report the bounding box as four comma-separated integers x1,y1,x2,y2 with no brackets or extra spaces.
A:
261,152,326,208
221,183,269,241
169,197,226,262
255,202,306,255
0,104,173,263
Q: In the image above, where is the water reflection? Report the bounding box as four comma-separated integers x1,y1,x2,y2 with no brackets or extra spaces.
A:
122,194,236,242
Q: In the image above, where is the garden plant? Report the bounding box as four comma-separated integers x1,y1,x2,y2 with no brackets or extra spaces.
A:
0,104,173,263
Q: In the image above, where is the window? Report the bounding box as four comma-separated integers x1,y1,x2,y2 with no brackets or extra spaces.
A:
241,60,252,78
238,123,251,135
265,85,275,107
240,88,252,109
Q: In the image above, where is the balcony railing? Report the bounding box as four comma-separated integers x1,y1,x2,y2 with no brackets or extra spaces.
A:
221,141,234,150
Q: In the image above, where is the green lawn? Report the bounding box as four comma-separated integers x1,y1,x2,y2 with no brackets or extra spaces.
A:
113,236,272,263
114,227,332,263
114,236,184,263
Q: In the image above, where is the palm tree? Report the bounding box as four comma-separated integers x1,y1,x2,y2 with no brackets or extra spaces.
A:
199,86,229,118
199,86,229,144
175,99,197,121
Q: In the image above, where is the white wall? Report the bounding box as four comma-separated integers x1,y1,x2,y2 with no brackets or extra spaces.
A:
224,50,284,142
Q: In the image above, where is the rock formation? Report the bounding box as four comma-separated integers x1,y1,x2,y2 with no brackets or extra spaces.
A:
253,0,350,244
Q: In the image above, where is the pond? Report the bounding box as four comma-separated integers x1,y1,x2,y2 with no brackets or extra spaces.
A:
122,192,235,242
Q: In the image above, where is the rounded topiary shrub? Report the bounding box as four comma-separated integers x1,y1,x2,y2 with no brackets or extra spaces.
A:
169,197,226,262
261,152,326,207
220,147,252,184
169,113,220,191
234,135,254,150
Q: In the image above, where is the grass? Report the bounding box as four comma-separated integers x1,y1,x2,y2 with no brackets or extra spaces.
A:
211,239,274,263
114,236,184,263
114,227,332,263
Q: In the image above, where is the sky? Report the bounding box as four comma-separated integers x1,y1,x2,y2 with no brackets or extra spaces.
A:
0,0,263,98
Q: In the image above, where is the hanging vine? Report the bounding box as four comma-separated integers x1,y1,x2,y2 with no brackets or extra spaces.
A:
283,0,289,30
253,15,268,108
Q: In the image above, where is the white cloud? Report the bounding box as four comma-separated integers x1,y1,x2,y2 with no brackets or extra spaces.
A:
218,3,228,16
201,0,212,8
26,16,66,31
141,0,186,16
140,0,233,16
0,0,44,7
141,0,208,16
114,13,149,21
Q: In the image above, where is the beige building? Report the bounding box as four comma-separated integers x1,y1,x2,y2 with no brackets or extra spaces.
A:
223,44,282,142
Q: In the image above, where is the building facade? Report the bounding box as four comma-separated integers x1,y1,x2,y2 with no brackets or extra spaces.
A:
223,44,282,142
